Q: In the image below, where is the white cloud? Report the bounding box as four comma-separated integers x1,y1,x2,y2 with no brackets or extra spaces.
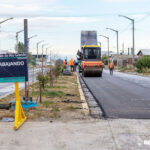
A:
0,0,67,17
4,17,97,29
106,0,148,2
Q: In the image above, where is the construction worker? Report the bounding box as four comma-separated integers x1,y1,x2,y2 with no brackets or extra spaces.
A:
63,59,67,69
109,62,114,75
69,58,74,72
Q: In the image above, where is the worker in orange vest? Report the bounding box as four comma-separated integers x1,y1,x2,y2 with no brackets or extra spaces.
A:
69,58,74,72
63,59,67,69
109,62,114,75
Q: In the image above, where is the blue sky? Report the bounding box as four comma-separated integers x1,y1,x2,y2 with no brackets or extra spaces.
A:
0,0,150,58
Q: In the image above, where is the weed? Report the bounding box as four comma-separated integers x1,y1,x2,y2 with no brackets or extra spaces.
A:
51,106,60,112
46,85,66,89
42,101,54,108
32,90,65,98
67,105,76,111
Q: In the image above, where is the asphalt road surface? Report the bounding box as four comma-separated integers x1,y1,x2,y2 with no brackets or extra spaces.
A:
83,70,150,119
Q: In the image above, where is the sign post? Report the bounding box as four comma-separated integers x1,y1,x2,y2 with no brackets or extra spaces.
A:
0,53,28,130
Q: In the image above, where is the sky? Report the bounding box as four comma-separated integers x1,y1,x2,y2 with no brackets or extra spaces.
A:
0,0,150,58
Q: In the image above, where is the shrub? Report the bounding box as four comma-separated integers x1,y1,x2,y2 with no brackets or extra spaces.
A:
37,74,49,89
136,56,150,73
102,56,108,65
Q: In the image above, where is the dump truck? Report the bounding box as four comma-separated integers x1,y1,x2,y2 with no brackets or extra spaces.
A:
77,31,103,77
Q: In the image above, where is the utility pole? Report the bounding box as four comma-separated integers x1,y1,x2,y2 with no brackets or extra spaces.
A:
16,30,24,53
106,28,119,69
99,35,109,65
24,19,29,98
119,15,135,67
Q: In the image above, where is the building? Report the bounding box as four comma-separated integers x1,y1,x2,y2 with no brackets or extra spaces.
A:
137,49,150,56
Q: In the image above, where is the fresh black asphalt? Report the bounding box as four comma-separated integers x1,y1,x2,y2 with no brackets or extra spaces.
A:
83,71,150,119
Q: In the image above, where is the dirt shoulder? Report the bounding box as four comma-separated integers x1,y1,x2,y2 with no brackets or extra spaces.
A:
0,73,91,121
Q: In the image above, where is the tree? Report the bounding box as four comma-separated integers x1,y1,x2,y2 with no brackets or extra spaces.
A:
15,42,24,53
28,53,36,66
15,42,36,66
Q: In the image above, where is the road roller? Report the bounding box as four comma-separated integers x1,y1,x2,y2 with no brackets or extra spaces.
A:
77,31,103,77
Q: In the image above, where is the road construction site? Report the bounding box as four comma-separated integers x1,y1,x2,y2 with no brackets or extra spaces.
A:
0,69,150,150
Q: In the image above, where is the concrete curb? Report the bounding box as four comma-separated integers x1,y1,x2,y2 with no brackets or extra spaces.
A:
77,74,103,119
77,74,89,115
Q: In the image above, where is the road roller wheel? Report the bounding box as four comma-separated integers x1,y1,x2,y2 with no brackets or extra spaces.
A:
99,72,102,77
82,70,86,77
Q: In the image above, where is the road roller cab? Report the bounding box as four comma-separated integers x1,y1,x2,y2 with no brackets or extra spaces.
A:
81,45,103,77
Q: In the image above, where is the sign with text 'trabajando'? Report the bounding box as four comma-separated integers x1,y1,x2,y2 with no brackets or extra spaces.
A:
0,53,28,82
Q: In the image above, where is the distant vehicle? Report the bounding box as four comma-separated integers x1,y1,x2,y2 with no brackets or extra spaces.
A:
77,31,103,77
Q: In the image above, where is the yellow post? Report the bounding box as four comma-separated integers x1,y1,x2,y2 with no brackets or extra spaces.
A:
14,82,26,130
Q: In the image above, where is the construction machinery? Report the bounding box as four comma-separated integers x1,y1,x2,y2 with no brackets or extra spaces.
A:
77,31,103,77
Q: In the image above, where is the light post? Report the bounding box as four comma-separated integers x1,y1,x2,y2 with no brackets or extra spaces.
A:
106,27,119,69
119,15,135,67
45,46,52,66
99,35,110,65
41,44,48,75
37,40,44,60
0,17,13,51
16,30,24,53
28,35,37,53
0,17,13,25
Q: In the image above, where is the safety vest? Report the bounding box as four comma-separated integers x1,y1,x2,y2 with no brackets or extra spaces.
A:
69,58,74,66
109,63,114,69
63,61,66,66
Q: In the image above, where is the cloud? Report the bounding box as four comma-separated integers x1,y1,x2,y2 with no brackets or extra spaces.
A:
0,0,68,17
3,17,97,29
106,0,148,2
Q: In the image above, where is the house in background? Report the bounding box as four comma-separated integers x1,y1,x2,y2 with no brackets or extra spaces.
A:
137,49,150,56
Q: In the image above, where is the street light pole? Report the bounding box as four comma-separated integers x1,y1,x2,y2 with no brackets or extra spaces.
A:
0,17,13,52
106,27,119,69
0,17,13,25
16,30,24,53
45,46,52,66
28,35,37,53
37,40,44,60
99,35,110,65
119,15,135,67
41,44,48,75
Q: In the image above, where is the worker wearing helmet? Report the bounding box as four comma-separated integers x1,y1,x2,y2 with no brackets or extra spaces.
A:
109,62,114,75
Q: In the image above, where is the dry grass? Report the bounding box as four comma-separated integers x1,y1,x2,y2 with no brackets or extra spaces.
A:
0,73,89,121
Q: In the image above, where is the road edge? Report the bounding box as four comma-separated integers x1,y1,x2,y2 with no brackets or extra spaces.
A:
77,73,103,119
77,73,89,115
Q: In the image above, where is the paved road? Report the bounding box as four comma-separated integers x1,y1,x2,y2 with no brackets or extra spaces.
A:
83,70,150,119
